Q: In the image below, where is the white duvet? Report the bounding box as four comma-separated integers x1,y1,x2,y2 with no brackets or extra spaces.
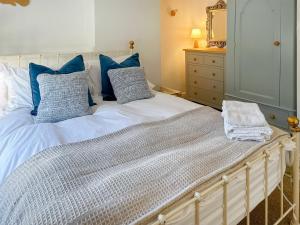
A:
0,92,200,185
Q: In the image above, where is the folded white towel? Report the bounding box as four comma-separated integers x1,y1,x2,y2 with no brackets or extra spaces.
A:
222,101,268,127
222,101,273,142
224,121,273,141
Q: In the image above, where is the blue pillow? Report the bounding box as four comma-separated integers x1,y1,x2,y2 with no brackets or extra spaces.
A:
29,55,95,116
100,53,140,101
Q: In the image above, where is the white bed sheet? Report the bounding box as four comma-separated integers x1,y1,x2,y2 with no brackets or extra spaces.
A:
0,92,200,185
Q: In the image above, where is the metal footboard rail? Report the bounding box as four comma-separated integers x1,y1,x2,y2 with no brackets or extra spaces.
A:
151,117,300,225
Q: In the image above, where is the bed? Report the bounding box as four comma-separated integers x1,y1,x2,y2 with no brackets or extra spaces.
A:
0,92,199,184
0,47,299,225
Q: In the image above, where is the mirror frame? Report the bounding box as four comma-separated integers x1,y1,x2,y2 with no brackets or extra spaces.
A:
0,0,30,6
206,0,227,48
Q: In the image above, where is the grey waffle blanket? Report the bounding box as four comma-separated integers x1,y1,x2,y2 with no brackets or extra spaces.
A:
0,107,286,225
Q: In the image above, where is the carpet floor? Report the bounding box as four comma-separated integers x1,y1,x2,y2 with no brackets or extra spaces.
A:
238,176,299,225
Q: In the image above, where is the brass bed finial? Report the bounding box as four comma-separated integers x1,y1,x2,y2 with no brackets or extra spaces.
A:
129,41,135,50
288,116,300,132
129,41,135,55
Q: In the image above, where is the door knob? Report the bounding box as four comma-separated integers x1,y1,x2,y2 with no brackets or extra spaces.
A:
274,41,280,46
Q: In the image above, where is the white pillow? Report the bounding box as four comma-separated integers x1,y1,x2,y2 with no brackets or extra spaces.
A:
86,60,101,97
147,80,155,90
0,67,8,117
0,64,32,112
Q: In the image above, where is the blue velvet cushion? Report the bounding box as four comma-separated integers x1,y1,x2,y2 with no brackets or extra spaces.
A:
100,53,140,101
29,55,95,115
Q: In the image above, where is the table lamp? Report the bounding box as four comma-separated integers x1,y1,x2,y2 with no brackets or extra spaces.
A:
191,28,202,48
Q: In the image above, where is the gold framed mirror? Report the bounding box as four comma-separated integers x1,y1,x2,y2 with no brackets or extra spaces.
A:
0,0,29,6
206,0,227,48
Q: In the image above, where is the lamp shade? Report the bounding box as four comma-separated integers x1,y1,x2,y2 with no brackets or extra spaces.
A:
191,28,202,39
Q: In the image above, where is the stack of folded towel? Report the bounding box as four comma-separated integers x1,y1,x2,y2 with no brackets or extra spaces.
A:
222,101,273,142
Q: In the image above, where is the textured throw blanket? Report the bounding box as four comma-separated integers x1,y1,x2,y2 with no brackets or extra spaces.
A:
0,107,286,225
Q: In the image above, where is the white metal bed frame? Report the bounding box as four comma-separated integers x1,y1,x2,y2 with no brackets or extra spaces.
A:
0,41,299,225
145,119,299,225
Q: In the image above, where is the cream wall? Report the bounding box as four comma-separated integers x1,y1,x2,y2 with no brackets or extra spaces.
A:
94,0,161,85
0,0,95,54
161,0,225,91
0,0,161,84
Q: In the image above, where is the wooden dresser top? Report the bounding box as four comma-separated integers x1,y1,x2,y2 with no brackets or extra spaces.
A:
184,48,226,54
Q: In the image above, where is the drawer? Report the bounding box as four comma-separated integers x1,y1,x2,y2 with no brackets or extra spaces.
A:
224,95,295,130
188,65,224,82
204,55,224,67
189,87,224,107
187,54,204,64
190,76,224,93
259,105,293,130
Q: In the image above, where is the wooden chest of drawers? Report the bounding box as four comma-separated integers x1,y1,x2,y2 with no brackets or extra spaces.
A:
184,48,226,110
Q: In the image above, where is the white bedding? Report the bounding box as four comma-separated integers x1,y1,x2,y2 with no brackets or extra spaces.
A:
0,92,200,185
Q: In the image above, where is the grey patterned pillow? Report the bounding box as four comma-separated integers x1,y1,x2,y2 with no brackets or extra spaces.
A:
108,67,154,104
35,72,92,123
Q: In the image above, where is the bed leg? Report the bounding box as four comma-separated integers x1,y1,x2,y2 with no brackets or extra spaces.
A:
288,117,300,225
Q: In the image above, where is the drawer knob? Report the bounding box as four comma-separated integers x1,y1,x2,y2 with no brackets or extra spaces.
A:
213,85,216,89
270,114,276,120
212,60,216,63
194,70,197,73
194,81,197,84
194,58,197,61
212,97,217,101
194,92,198,96
212,73,216,77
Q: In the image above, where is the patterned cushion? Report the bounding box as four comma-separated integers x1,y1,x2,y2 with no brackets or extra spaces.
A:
29,55,95,116
35,72,92,123
108,67,154,104
100,53,140,101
